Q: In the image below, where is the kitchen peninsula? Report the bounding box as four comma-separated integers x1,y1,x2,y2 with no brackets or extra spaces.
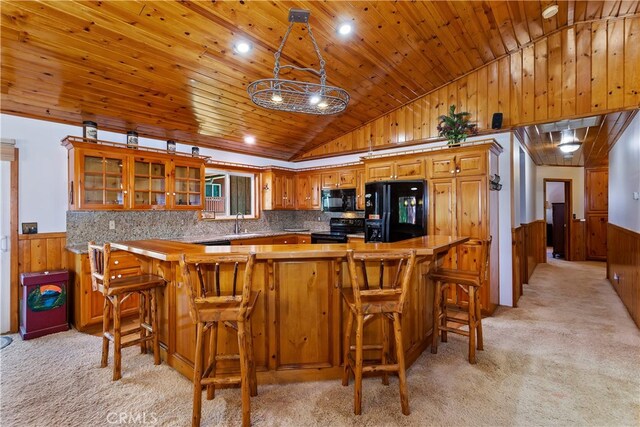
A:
109,235,468,383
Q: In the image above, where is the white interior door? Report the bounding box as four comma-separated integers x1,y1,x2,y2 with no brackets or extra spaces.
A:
0,159,11,333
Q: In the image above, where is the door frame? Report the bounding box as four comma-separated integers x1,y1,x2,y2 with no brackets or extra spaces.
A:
543,178,572,260
1,139,19,332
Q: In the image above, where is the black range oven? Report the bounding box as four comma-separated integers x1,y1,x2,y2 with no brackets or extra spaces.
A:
311,218,364,244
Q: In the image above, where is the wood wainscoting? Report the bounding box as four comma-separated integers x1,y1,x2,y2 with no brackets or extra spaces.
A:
15,232,69,332
522,220,547,284
512,226,525,307
607,224,640,328
569,219,586,261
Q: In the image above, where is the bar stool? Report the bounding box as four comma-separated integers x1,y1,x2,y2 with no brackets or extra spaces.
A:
179,252,260,427
87,242,166,381
341,249,417,416
428,237,492,364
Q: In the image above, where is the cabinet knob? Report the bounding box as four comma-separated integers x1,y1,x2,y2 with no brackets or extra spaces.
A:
114,260,119,265
123,190,128,194
117,274,122,278
450,170,455,174
111,275,115,280
166,192,170,195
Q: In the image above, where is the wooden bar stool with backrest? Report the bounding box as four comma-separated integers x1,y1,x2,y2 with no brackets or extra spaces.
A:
341,249,417,416
88,242,166,381
179,252,260,427
428,237,492,364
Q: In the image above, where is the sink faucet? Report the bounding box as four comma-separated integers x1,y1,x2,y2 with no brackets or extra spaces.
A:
234,211,244,234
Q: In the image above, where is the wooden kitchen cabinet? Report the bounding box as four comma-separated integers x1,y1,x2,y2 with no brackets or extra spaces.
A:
356,168,365,210
364,156,424,182
70,250,142,331
427,142,500,314
295,173,321,210
262,169,296,210
428,151,486,179
63,136,206,211
321,168,357,189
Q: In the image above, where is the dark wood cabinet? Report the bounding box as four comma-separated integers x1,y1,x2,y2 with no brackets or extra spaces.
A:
551,203,566,258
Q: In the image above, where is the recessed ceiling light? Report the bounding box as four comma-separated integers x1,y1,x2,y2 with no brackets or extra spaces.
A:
542,4,559,19
309,94,321,105
233,41,252,54
244,135,255,144
338,22,352,35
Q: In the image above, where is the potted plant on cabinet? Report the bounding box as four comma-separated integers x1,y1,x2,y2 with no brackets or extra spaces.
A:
437,105,478,146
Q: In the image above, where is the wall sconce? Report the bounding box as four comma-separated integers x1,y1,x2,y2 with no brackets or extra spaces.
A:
262,184,270,191
489,174,502,191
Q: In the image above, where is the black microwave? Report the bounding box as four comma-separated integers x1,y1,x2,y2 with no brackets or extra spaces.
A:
321,188,358,212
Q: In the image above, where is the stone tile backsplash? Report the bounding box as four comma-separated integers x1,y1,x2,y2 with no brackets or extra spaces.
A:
66,210,362,246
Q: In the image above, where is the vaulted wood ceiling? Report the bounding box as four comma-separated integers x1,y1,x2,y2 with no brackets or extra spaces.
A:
1,1,638,160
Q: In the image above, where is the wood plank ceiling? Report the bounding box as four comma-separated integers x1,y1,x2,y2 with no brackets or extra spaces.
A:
1,1,638,161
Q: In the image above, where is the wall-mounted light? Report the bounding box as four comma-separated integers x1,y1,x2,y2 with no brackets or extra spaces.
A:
489,174,502,191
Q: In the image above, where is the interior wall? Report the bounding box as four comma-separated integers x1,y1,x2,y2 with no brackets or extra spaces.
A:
513,139,537,224
609,113,640,233
535,166,584,221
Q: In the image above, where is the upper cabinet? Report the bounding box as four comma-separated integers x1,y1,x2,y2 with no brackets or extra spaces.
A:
63,137,206,211
428,151,486,179
261,169,296,210
321,168,357,189
364,157,424,182
295,172,321,210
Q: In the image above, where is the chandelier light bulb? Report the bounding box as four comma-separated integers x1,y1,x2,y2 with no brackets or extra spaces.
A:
309,94,321,105
271,93,283,103
317,100,328,109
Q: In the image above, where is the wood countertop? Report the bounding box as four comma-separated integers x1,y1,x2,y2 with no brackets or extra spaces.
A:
110,235,469,262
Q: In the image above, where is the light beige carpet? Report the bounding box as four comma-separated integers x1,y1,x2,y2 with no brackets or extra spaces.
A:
1,257,639,426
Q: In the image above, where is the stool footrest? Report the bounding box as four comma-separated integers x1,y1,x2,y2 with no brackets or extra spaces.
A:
439,326,470,336
201,376,241,386
349,344,384,351
362,364,399,373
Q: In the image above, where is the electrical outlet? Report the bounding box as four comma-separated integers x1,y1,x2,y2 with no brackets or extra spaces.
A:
613,273,620,283
633,192,639,200
109,220,115,230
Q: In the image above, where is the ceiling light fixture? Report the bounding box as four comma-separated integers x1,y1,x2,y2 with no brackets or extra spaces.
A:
558,129,581,153
247,9,350,115
244,136,255,144
233,41,252,54
338,22,352,35
542,4,559,19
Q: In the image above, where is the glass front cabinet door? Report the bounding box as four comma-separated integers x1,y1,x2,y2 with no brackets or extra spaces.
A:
171,161,203,209
79,152,128,209
132,157,168,209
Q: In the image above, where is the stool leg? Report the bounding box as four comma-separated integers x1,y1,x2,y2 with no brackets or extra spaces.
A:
381,313,390,385
237,321,251,427
112,296,122,381
207,321,218,400
441,285,448,343
192,322,204,427
151,288,161,365
139,291,147,354
354,313,364,415
475,289,484,351
341,309,354,386
393,313,410,416
101,297,110,368
468,287,477,364
245,318,258,397
431,281,441,354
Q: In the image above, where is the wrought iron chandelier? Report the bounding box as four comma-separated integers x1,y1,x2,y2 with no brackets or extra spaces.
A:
247,9,349,115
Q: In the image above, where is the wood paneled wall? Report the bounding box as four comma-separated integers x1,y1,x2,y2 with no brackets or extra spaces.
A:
607,224,640,328
569,219,586,261
522,220,547,284
298,16,640,160
15,233,70,331
512,226,525,307
18,232,69,274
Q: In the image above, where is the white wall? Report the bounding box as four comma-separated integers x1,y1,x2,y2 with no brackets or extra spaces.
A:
511,139,537,226
609,112,640,233
497,133,513,307
535,166,585,221
545,181,565,223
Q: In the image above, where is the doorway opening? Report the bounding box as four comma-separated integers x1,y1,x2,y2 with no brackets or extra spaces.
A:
543,179,572,260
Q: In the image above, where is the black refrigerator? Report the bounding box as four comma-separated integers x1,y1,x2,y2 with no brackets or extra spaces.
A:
364,180,427,242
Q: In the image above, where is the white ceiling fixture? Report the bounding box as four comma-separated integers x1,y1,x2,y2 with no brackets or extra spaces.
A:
244,136,255,144
338,22,353,35
542,4,559,19
558,129,581,153
247,8,350,115
233,41,252,54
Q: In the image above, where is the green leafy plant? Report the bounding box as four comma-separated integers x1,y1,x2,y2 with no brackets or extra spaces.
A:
437,105,478,145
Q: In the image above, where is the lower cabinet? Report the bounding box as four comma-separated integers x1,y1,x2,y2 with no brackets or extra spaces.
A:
70,251,142,331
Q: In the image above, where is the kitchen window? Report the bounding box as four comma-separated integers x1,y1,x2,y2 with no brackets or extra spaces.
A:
202,169,256,218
